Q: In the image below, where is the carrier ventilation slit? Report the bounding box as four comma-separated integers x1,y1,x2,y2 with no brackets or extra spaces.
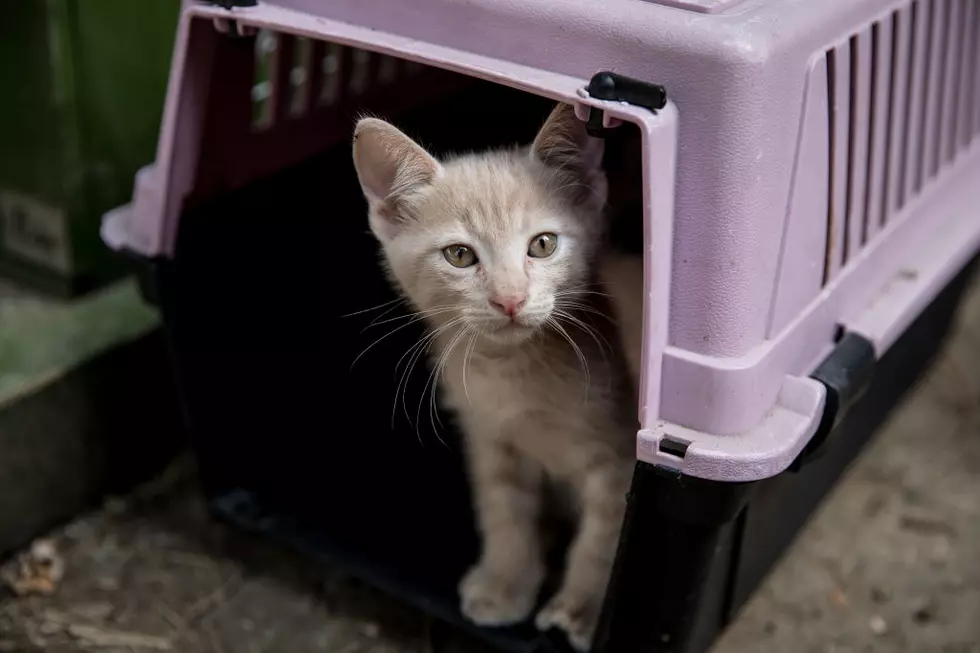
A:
200,28,475,212
953,0,973,153
287,37,314,118
925,0,948,182
897,1,919,213
822,0,980,287
861,22,881,246
966,0,980,147
349,48,372,96
941,0,966,167
842,35,858,266
378,54,400,85
879,11,901,230
318,42,344,107
823,47,838,287
251,29,279,130
246,30,432,134
912,0,934,196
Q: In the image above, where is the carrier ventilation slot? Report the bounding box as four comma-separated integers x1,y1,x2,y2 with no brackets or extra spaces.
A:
249,29,409,131
822,0,980,287
193,26,472,210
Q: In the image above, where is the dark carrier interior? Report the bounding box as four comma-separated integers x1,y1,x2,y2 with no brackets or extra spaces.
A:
155,33,642,653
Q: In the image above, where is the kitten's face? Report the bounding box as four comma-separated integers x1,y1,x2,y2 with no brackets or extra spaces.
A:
353,104,606,344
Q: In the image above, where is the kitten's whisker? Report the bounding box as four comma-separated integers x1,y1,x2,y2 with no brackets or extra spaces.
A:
556,300,617,324
351,317,433,371
394,332,432,379
412,335,447,447
548,317,591,401
554,288,612,299
556,298,609,311
365,302,406,328
392,332,436,429
392,317,460,419
397,317,463,428
558,281,611,291
419,322,467,447
561,281,608,289
555,310,614,363
415,324,454,440
436,326,471,435
359,310,428,336
340,297,403,318
365,305,460,330
427,358,448,443
554,309,619,397
462,328,479,406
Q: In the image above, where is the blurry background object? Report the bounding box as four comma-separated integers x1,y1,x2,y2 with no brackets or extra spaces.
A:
0,1,184,560
0,0,179,296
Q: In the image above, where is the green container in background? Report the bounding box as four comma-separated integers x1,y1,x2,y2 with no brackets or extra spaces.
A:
0,0,179,296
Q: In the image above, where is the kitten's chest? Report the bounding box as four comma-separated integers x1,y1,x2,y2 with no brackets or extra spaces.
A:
449,354,578,417
432,330,633,474
436,335,612,433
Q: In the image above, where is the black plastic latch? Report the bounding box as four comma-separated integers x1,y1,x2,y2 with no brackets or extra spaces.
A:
112,247,162,307
199,0,258,38
585,71,667,138
794,330,876,469
201,0,257,7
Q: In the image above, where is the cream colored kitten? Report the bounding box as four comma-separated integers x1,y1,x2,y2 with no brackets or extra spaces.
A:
352,103,637,651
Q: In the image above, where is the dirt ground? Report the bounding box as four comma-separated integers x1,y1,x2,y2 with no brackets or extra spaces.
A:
1,280,978,653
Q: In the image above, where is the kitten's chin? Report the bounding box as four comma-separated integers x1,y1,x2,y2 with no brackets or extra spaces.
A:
481,322,539,346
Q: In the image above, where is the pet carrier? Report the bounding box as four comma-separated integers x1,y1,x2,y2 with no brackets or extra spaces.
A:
102,0,980,651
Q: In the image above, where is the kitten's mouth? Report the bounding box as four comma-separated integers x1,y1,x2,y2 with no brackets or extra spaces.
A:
481,318,540,343
502,320,534,331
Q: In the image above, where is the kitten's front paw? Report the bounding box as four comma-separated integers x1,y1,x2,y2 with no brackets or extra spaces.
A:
459,560,542,627
535,592,601,652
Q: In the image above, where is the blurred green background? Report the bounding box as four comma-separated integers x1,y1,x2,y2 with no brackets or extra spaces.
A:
0,0,179,295
0,0,183,556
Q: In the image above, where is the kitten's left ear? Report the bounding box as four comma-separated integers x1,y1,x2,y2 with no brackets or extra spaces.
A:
532,102,605,178
352,117,441,205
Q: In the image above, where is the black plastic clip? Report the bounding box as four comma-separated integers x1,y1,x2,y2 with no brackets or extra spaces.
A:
200,0,258,38
794,330,877,469
110,246,162,307
202,0,257,8
585,71,667,138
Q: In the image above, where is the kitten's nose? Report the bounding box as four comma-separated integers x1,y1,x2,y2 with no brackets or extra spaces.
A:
489,294,527,319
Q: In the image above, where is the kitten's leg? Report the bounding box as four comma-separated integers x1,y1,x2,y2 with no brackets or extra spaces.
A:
460,438,545,626
535,463,629,651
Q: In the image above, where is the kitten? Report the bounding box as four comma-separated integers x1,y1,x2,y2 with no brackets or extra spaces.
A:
352,103,637,651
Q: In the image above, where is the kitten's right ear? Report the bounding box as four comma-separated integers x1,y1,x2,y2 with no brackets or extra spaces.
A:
532,103,606,210
532,102,604,177
352,118,441,209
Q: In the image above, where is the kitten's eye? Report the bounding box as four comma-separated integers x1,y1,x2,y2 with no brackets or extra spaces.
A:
528,233,558,258
443,244,478,268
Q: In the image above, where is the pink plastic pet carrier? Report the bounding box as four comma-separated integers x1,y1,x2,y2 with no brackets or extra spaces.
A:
103,0,980,651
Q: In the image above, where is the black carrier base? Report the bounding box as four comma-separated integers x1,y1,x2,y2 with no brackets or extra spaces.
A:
147,88,978,651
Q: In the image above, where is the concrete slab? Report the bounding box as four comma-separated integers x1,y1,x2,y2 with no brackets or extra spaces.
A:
0,279,182,556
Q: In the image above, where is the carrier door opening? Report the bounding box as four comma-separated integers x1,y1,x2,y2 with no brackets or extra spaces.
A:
172,26,654,651
187,28,649,452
